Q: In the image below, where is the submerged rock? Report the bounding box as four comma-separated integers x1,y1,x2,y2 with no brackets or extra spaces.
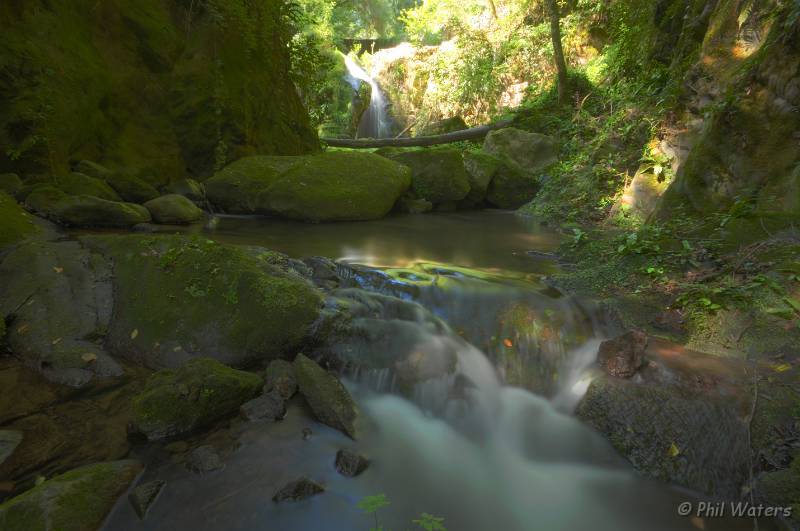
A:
596,330,647,378
272,477,325,503
240,391,286,422
264,359,298,400
384,149,470,204
143,194,204,224
335,449,369,477
294,354,359,439
128,479,166,519
25,186,151,228
131,357,262,440
0,459,142,531
85,235,322,368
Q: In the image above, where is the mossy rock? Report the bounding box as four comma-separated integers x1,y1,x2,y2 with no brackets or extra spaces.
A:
131,357,262,440
461,151,501,207
0,192,39,252
144,194,204,224
25,187,151,228
85,235,322,368
0,174,22,196
106,172,160,204
758,457,800,525
165,178,205,205
266,152,412,221
294,354,359,438
55,173,121,201
0,459,142,531
384,149,469,204
74,160,112,180
483,128,558,174
486,158,541,209
205,156,302,214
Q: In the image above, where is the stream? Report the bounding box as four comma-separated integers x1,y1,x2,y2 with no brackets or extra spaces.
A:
103,211,759,531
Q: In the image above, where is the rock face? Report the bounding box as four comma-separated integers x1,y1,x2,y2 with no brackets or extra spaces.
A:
0,460,142,531
335,449,370,477
0,192,38,251
85,235,322,368
25,186,151,228
143,194,204,224
576,375,750,499
272,477,325,503
483,128,558,174
131,357,262,440
265,152,412,221
385,149,470,204
294,354,359,439
0,240,122,387
596,330,647,378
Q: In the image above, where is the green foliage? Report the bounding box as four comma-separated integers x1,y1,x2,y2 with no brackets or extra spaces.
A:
357,494,447,531
413,513,447,530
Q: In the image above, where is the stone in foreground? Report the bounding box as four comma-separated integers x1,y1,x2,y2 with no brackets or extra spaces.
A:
128,479,166,520
26,186,151,228
0,460,142,531
294,354,359,439
272,477,325,503
335,449,370,477
131,357,262,440
596,330,647,378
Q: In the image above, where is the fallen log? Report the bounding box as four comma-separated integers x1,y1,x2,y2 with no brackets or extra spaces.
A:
321,119,514,148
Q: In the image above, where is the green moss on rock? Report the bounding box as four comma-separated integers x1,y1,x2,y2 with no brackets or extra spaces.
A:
385,149,469,204
266,152,412,221
25,187,151,228
0,460,142,531
0,174,22,196
0,192,39,251
55,173,121,201
486,158,541,209
131,357,262,440
85,234,322,368
205,156,302,214
461,151,500,207
294,354,359,438
143,194,204,224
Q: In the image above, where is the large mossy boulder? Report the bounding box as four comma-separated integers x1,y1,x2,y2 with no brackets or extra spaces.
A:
204,156,302,214
25,187,151,228
0,459,142,531
576,374,750,499
55,173,121,201
384,149,469,204
294,354,359,438
131,357,262,440
165,178,205,205
0,192,39,252
265,152,412,221
486,158,542,209
483,128,558,174
461,151,501,207
0,240,122,388
143,194,204,224
75,161,160,204
85,235,322,368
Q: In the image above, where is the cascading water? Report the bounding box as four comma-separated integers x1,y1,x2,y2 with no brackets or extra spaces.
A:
344,55,392,139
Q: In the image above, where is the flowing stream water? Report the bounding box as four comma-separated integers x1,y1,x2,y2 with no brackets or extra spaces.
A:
103,211,760,531
344,55,392,139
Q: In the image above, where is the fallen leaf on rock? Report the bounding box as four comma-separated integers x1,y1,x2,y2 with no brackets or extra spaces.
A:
82,352,97,363
17,324,29,334
131,329,139,340
667,442,680,457
53,266,63,274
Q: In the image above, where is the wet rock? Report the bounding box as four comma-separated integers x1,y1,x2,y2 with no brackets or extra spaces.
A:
0,239,121,387
302,256,340,289
143,194,204,224
335,449,369,477
294,354,359,439
383,149,470,204
264,359,298,400
596,330,647,378
131,358,262,440
397,195,433,214
272,477,325,503
576,374,750,499
0,460,142,531
128,479,166,519
0,431,22,467
84,234,322,369
186,445,224,473
240,391,286,422
25,186,151,228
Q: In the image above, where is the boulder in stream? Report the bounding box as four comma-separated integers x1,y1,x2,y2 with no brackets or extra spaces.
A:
205,156,301,214
384,148,470,204
240,391,287,422
55,172,121,201
128,479,166,520
143,194,204,224
131,357,262,440
272,477,325,503
25,186,151,228
264,359,298,400
596,330,647,378
186,445,224,474
0,460,142,531
335,449,370,477
294,354,359,439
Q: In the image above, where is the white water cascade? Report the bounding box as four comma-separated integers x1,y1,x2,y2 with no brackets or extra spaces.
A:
344,54,392,139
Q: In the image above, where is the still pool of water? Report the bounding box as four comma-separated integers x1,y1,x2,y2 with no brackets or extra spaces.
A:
102,212,769,531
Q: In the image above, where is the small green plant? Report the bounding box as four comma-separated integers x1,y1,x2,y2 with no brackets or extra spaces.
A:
571,227,588,246
358,494,390,531
413,513,447,531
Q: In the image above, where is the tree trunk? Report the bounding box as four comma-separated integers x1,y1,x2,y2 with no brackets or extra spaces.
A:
321,120,514,149
546,0,569,104
487,0,498,20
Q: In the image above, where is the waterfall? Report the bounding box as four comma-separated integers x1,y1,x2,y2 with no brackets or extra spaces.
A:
344,55,391,139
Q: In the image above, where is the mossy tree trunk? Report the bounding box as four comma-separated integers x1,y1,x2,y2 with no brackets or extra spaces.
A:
545,0,570,104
